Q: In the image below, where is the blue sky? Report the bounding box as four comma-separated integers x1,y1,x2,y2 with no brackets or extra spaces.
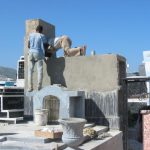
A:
0,0,150,72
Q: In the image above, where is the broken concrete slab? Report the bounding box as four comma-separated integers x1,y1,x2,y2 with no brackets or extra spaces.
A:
0,137,6,142
7,134,53,143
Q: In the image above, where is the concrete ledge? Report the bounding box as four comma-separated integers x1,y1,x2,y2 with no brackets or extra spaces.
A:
7,134,52,144
79,130,123,150
0,141,66,150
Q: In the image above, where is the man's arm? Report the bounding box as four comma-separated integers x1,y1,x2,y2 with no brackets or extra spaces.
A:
43,42,53,57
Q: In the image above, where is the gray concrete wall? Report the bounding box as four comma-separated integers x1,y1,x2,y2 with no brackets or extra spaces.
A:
43,54,125,92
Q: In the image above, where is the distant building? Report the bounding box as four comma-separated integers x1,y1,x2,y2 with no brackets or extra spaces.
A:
139,62,146,76
16,56,24,87
127,72,139,77
139,50,150,93
142,51,150,76
0,57,24,123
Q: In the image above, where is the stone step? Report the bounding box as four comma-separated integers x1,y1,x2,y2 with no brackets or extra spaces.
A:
6,124,107,144
4,125,108,146
93,125,109,134
79,130,123,150
1,130,122,150
0,117,23,123
0,125,110,149
6,134,54,144
64,130,123,150
0,140,66,150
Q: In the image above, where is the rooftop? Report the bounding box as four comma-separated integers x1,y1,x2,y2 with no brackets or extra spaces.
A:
0,121,122,150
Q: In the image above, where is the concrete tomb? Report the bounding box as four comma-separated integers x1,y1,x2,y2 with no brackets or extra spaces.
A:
24,19,127,150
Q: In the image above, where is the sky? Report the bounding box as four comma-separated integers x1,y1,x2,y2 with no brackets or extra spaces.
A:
0,0,150,72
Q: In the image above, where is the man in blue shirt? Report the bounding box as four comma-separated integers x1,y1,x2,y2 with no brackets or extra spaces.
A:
28,25,47,92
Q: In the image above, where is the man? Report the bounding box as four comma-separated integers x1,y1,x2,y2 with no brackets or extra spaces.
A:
48,35,86,57
28,25,47,92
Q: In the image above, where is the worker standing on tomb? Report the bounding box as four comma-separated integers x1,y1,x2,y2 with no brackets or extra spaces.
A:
28,25,47,92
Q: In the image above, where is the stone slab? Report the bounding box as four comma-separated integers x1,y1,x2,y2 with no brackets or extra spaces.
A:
0,137,6,142
92,125,109,135
0,141,66,150
7,134,53,143
0,122,123,150
79,130,123,150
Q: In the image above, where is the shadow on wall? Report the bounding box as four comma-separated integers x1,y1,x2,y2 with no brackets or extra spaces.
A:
46,57,66,87
85,99,109,127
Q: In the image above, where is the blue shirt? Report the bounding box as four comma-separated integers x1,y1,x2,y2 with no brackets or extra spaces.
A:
29,32,47,55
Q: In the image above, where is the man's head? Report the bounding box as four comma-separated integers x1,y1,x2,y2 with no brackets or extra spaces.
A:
36,25,43,33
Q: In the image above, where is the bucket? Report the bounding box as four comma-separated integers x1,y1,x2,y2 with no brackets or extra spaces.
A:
34,109,48,126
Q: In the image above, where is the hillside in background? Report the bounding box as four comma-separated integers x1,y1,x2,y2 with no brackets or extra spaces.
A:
0,66,17,80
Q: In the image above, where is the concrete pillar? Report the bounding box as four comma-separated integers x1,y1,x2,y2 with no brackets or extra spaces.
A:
24,19,55,92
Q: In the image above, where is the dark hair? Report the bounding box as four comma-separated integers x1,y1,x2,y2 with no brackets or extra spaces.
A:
36,25,43,33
